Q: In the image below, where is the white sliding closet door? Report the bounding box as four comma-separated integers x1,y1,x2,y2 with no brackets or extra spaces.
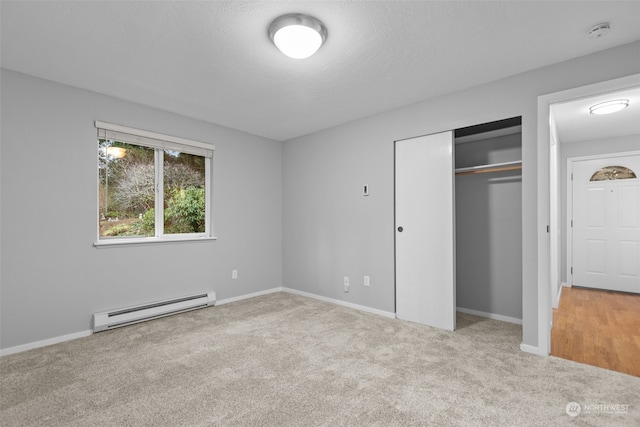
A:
395,131,456,330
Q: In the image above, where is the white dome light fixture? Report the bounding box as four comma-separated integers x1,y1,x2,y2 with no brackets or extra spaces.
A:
589,99,630,115
268,14,327,59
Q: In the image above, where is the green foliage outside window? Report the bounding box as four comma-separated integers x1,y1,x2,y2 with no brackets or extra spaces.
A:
99,139,206,238
165,187,206,233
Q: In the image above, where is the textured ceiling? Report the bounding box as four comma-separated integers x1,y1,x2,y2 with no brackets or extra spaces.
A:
2,1,640,141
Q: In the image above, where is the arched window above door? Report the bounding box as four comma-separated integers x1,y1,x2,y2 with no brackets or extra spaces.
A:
590,165,637,181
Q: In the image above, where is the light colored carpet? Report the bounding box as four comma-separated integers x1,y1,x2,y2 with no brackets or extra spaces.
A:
1,292,638,426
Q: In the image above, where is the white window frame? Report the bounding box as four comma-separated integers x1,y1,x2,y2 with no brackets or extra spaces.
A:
94,121,216,247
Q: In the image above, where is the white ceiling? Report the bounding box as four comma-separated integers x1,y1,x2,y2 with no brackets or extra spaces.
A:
552,86,640,144
1,1,639,141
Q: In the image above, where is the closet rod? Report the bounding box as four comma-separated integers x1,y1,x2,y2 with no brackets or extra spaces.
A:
455,160,522,176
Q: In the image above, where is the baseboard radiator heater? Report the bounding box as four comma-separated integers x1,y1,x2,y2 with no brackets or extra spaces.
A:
92,291,216,333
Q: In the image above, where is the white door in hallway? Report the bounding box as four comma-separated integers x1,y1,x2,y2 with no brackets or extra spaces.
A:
395,131,456,330
572,154,640,293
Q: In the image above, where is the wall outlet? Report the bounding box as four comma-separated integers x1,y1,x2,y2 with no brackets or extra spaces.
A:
364,275,370,287
232,269,238,279
344,276,350,292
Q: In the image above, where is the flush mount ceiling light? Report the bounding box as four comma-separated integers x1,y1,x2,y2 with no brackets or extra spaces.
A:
589,99,630,115
268,14,327,59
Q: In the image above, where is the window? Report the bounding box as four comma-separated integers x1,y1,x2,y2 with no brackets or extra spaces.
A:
96,121,214,246
590,165,637,181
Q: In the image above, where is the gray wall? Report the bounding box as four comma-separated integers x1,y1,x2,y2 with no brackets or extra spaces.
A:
559,134,640,284
282,41,640,349
455,133,522,320
0,70,283,350
2,42,639,353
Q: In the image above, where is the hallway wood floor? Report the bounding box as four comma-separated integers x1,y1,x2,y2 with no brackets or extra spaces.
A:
551,286,640,377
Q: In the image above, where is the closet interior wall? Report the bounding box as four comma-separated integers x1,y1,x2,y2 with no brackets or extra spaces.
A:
455,131,523,322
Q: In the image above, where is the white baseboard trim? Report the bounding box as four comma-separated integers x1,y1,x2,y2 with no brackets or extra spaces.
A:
456,307,522,325
2,286,397,356
0,330,93,357
215,287,285,305
1,288,288,357
12,289,544,356
282,288,396,319
554,283,567,309
520,343,548,356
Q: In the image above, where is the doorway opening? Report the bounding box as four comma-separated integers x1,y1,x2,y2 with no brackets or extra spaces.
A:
537,73,640,357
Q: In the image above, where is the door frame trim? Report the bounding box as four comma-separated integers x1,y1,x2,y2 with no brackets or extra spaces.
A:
566,151,640,287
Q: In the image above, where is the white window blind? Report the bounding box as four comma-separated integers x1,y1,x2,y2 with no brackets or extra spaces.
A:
95,121,214,158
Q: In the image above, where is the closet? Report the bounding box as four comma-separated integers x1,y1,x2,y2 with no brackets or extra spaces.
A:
395,117,522,330
454,118,522,324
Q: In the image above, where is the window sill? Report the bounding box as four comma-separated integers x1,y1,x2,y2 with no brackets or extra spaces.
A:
94,236,217,248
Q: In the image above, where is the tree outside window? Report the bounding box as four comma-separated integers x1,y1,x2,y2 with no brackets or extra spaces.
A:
97,123,212,242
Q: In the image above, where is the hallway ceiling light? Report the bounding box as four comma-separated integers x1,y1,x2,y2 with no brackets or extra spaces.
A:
268,14,327,59
589,99,630,115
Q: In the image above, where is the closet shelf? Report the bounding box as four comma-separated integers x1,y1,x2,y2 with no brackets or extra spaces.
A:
455,160,522,176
